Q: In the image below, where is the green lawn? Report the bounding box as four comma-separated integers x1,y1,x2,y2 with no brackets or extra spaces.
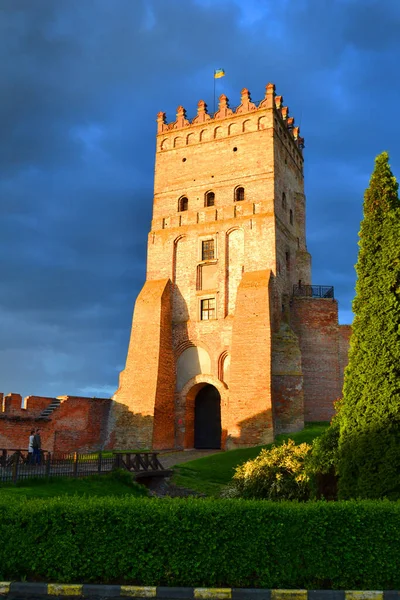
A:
79,448,149,459
0,470,148,500
172,422,329,496
0,424,328,501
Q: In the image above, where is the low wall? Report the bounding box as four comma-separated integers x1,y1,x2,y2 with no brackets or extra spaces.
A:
0,394,112,453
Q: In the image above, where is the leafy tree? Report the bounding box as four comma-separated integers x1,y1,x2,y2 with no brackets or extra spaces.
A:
338,152,400,499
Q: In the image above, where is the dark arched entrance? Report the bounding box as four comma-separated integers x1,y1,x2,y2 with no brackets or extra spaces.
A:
194,384,221,449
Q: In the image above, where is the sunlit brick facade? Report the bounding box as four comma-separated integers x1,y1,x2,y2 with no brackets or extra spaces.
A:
112,83,351,450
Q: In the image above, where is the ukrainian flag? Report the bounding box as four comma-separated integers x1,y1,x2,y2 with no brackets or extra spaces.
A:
214,69,225,79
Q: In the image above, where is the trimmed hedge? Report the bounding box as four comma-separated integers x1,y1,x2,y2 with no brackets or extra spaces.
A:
0,497,400,589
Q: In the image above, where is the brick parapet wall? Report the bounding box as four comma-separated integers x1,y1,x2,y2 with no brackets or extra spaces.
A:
1,394,62,418
3,393,24,416
0,395,112,453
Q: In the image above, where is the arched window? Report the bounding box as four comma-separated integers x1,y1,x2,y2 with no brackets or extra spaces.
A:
178,196,188,212
289,209,293,225
282,192,287,210
205,191,215,207
235,187,245,202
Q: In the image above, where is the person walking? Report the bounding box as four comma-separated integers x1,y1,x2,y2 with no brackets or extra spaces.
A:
32,429,42,465
28,430,35,464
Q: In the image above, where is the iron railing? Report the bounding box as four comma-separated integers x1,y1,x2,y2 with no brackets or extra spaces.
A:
292,284,334,299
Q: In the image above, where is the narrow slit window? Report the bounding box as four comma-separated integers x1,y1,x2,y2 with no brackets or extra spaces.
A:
201,298,216,320
286,251,290,271
178,196,188,212
290,209,293,225
205,191,215,207
282,192,287,210
235,187,245,201
202,239,215,261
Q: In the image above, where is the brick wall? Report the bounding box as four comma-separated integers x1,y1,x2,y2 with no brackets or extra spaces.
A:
272,322,304,433
291,298,349,421
0,394,112,453
228,270,274,448
112,279,175,450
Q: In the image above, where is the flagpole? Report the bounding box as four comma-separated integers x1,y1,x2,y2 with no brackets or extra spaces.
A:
213,70,216,114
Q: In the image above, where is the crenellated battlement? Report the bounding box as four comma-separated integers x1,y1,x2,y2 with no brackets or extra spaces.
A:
156,83,304,152
0,393,64,418
0,392,113,453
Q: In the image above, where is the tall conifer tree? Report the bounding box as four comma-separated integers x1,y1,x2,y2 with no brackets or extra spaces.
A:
338,152,400,499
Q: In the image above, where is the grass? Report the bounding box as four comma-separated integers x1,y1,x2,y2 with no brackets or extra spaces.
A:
0,470,149,500
0,425,328,501
75,449,149,459
172,422,329,496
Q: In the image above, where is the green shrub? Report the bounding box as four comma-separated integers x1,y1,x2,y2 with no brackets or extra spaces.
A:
229,439,312,500
306,415,340,500
0,496,399,588
308,420,339,475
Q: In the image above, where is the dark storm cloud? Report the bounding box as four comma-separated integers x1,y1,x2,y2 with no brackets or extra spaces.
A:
1,0,399,397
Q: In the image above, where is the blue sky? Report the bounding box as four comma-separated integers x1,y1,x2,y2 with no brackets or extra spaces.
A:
1,0,399,399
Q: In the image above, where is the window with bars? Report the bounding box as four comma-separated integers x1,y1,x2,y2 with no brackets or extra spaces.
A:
205,191,215,207
202,239,215,261
200,297,216,320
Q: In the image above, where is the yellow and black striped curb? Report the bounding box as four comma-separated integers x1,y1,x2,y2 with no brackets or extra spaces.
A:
0,584,399,600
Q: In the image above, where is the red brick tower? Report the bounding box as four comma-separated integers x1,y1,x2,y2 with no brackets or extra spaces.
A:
112,83,349,450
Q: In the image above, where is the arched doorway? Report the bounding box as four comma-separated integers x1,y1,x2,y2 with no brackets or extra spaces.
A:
194,384,221,449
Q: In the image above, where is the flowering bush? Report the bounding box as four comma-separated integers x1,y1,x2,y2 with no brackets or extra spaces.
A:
228,439,312,501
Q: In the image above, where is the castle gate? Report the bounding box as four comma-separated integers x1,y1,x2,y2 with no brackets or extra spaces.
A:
194,384,221,449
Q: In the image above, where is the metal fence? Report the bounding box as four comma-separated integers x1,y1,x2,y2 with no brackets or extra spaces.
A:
0,449,115,484
292,284,334,299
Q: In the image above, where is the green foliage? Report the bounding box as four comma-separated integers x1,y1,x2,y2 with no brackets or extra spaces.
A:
228,440,312,501
338,152,400,499
0,496,399,588
306,419,340,500
0,471,148,499
173,422,329,497
308,420,340,476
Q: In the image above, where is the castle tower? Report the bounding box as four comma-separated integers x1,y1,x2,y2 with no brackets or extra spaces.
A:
112,83,323,450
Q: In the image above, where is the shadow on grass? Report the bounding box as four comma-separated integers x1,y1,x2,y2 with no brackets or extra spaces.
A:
0,470,149,499
172,422,329,497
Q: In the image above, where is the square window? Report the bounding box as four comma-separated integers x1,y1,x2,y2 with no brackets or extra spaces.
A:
200,298,216,320
202,239,215,261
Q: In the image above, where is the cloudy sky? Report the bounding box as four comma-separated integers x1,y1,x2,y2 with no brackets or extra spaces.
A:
1,0,399,399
